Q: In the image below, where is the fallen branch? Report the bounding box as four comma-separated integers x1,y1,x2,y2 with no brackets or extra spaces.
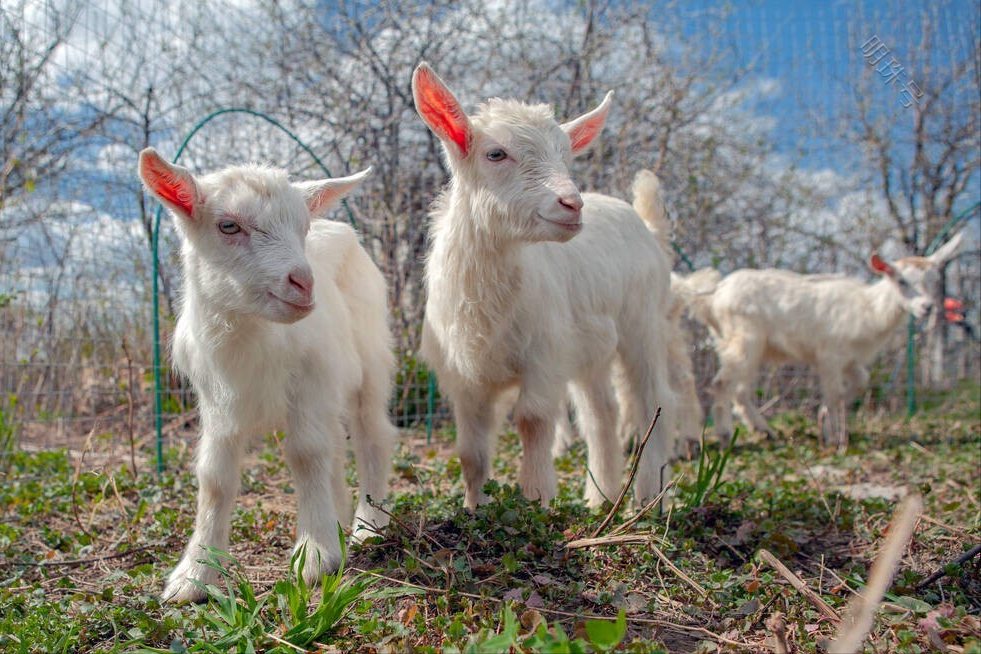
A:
565,533,655,550
915,542,981,590
0,543,162,569
757,548,840,623
830,493,923,654
590,408,660,539
650,541,711,602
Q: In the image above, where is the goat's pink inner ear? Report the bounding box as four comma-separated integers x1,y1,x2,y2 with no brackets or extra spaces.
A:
869,253,894,276
413,66,471,157
141,151,197,217
562,91,612,155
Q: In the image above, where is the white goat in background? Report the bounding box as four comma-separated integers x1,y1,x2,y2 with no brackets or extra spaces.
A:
551,172,718,459
138,148,396,603
686,231,964,449
412,63,676,509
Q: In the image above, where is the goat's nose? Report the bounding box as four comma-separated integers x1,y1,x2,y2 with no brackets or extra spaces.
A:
558,194,583,213
288,267,314,301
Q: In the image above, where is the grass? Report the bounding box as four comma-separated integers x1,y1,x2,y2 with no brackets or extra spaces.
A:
0,382,978,653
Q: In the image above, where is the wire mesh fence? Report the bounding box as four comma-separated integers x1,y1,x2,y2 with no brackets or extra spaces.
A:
1,0,978,471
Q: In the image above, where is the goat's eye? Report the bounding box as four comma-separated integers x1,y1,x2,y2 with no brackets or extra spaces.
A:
218,221,241,235
896,278,910,289
486,149,507,162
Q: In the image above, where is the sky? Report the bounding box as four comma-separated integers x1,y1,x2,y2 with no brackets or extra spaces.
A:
685,0,978,167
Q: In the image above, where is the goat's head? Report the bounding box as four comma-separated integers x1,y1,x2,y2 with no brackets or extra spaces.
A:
868,230,964,320
138,148,370,323
412,62,612,244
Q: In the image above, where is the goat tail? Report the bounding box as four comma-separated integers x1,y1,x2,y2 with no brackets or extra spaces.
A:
631,169,671,252
673,267,722,331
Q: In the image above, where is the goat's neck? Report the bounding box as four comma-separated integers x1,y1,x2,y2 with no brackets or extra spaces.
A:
860,278,909,338
180,264,263,352
429,192,523,361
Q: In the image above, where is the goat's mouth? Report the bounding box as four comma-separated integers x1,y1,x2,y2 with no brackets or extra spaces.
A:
269,292,314,315
537,213,583,232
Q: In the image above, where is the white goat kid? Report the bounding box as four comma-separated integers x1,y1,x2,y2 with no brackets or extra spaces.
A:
138,148,396,603
412,63,675,509
689,232,963,450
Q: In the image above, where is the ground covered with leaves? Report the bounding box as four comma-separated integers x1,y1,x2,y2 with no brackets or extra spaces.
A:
1,383,979,653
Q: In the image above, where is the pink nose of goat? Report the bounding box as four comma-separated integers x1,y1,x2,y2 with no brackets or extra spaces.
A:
558,193,584,214
288,267,315,306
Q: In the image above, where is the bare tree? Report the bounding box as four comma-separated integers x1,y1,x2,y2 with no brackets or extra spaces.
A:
838,5,980,386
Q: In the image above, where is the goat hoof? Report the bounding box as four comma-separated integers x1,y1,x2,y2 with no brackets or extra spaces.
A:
163,559,214,604
294,538,342,585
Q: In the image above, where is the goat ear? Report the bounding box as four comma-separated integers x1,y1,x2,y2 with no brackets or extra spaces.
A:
138,148,202,221
561,90,613,156
412,62,472,158
869,253,896,277
298,167,372,218
927,229,964,266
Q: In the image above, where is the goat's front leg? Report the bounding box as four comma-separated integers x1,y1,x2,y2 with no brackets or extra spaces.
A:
283,410,348,586
164,425,248,603
453,390,500,509
817,364,848,450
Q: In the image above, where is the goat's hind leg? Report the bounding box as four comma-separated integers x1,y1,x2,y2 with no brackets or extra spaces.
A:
570,371,621,508
164,425,248,603
348,368,397,543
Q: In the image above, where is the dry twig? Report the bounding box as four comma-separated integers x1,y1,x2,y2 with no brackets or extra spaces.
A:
590,408,660,539
830,493,923,654
757,548,840,623
915,542,981,590
565,533,657,550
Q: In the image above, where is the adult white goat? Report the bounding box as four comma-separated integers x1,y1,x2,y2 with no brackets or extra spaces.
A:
687,232,964,449
138,148,396,603
412,63,676,508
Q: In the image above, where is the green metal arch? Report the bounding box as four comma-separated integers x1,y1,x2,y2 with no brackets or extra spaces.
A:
151,108,359,475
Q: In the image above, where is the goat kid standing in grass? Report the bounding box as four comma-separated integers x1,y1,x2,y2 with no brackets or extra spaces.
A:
686,230,964,451
411,63,676,509
138,149,396,603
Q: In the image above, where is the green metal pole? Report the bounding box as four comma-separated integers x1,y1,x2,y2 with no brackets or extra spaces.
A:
905,201,980,418
426,373,436,444
906,316,916,417
153,205,164,478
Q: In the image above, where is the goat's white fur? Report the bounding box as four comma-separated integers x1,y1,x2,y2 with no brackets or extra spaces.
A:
551,171,714,460
138,148,396,603
687,232,963,449
412,63,675,508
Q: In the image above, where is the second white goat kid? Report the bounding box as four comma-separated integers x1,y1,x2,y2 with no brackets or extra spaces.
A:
412,63,676,509
138,148,396,603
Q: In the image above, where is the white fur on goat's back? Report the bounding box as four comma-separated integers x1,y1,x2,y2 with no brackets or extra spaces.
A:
707,269,912,366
